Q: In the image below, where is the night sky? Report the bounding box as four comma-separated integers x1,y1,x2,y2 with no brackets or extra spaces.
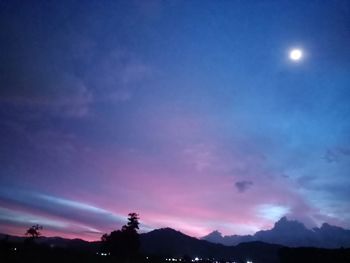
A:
1,0,350,241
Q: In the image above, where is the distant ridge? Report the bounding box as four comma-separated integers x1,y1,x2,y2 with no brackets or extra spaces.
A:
202,217,350,248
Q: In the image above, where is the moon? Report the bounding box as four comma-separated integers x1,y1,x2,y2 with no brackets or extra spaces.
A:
289,48,303,61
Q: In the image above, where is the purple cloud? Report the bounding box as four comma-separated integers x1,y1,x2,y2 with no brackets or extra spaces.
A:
235,181,254,193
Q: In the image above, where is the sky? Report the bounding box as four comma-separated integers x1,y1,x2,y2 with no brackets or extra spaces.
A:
0,0,350,241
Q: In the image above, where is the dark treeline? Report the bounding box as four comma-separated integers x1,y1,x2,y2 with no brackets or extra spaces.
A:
279,247,350,263
0,241,98,263
0,212,146,263
2,239,350,263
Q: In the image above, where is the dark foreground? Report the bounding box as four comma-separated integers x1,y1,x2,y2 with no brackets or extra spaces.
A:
1,241,350,263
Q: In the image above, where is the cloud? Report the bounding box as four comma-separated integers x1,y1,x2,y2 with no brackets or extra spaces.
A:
338,147,350,157
323,147,350,163
0,188,127,234
235,180,253,193
0,207,68,229
0,74,93,119
324,149,337,163
257,204,290,221
0,4,153,119
87,49,153,104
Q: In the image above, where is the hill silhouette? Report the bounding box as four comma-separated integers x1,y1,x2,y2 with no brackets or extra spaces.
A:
140,227,282,262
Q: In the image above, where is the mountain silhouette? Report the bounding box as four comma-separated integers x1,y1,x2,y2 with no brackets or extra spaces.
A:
202,217,350,248
139,227,282,262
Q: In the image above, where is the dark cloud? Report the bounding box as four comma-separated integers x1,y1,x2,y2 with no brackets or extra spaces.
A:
338,147,350,156
235,181,253,193
0,1,152,122
324,147,350,163
324,149,338,163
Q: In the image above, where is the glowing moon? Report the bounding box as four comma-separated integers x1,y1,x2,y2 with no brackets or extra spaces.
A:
289,49,303,61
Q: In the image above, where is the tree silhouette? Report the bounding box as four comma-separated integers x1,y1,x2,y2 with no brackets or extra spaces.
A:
25,224,43,239
101,213,140,262
122,213,140,262
122,212,140,231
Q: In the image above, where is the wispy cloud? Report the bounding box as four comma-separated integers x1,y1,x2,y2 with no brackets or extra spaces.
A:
0,188,128,236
